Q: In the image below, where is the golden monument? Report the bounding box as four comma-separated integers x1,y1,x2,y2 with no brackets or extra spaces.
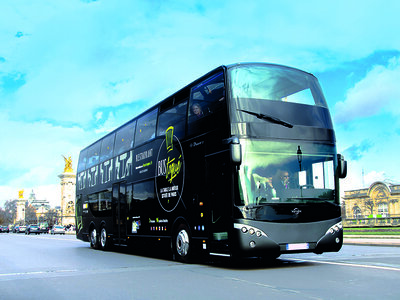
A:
18,189,24,199
59,155,76,226
62,155,73,173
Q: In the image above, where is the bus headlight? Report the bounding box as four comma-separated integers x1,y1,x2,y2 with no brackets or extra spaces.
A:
326,222,342,235
234,223,267,238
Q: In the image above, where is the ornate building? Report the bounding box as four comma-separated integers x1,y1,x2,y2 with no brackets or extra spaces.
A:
58,155,76,226
28,189,51,217
342,181,400,227
25,190,50,222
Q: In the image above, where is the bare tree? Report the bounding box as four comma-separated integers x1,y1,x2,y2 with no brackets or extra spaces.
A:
3,200,16,224
25,203,37,224
364,199,374,216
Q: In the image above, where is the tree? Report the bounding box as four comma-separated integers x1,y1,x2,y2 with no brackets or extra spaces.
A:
25,203,37,224
365,199,374,217
3,200,16,224
44,209,59,227
0,208,7,224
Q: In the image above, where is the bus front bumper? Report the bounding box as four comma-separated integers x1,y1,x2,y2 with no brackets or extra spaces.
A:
233,219,343,257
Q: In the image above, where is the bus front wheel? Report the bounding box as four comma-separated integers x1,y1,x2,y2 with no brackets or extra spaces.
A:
90,228,99,249
173,224,192,263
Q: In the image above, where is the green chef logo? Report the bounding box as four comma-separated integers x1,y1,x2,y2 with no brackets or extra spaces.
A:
155,126,185,212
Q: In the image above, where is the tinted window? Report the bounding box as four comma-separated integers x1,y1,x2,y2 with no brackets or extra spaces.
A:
99,190,112,211
135,109,157,146
88,190,112,212
126,184,133,212
88,193,99,212
100,133,115,162
115,122,135,155
86,141,101,168
133,180,155,202
157,101,187,140
77,149,88,172
189,72,224,121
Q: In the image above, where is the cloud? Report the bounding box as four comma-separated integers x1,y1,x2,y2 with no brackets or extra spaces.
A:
0,112,94,185
343,140,373,161
334,57,400,123
340,165,387,195
364,171,386,186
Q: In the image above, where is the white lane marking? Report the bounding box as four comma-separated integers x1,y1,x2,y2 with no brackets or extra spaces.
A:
287,258,400,272
0,269,78,277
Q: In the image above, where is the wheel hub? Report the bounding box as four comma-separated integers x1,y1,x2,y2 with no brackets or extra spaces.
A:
176,229,189,257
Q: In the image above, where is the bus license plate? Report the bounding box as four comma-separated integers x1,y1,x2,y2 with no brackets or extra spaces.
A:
286,243,309,251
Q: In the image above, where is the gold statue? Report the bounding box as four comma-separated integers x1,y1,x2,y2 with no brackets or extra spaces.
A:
62,155,73,173
18,190,24,199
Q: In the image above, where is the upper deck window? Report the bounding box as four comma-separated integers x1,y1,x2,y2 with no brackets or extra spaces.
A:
135,109,157,146
157,101,187,140
100,133,115,162
115,121,135,156
86,141,101,168
189,72,225,121
77,149,88,172
229,64,327,107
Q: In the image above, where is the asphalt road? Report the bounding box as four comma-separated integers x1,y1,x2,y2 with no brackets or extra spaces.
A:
1,233,400,300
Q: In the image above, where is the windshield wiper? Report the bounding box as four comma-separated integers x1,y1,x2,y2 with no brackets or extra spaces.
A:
238,109,293,128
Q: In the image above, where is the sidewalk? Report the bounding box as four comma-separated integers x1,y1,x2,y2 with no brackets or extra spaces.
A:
343,235,400,246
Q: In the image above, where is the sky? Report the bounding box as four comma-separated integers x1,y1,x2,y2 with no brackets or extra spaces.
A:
1,0,400,208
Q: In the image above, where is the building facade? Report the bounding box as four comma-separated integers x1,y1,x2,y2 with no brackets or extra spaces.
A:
342,181,400,227
28,189,51,222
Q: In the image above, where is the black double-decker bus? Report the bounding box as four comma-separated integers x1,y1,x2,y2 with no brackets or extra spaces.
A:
76,63,347,262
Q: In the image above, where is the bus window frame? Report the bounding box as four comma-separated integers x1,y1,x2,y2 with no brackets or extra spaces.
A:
86,141,101,169
135,108,158,147
77,149,88,172
114,121,136,156
100,133,116,163
157,100,188,140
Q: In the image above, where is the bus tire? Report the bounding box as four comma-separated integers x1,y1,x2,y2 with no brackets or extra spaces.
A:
173,223,192,263
89,227,99,249
100,226,110,251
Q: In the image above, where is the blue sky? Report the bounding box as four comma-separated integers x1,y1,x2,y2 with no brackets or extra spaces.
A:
1,0,400,207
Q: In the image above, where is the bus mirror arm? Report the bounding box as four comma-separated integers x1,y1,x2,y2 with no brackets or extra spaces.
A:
224,137,242,166
337,154,347,179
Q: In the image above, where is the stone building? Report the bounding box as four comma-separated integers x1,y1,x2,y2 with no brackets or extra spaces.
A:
342,181,400,227
28,189,51,222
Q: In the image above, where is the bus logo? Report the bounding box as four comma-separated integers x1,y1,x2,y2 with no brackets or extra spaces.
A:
292,208,302,215
155,126,185,212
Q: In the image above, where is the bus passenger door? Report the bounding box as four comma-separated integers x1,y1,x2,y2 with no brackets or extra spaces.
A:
207,153,232,252
112,183,127,245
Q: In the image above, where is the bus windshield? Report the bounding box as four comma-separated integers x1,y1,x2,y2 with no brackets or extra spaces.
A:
237,140,337,207
229,64,327,107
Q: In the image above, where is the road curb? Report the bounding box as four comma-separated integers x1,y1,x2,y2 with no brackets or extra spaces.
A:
343,237,400,247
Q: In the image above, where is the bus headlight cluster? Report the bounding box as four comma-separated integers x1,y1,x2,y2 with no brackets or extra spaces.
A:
326,222,342,235
235,223,267,238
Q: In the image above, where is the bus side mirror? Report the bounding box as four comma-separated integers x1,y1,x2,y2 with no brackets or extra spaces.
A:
230,137,242,166
337,154,347,179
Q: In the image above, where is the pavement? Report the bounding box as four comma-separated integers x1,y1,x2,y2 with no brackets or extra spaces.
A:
343,235,400,246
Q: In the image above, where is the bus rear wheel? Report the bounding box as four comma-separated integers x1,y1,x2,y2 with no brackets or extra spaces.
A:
173,224,192,263
100,227,110,250
90,228,99,249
